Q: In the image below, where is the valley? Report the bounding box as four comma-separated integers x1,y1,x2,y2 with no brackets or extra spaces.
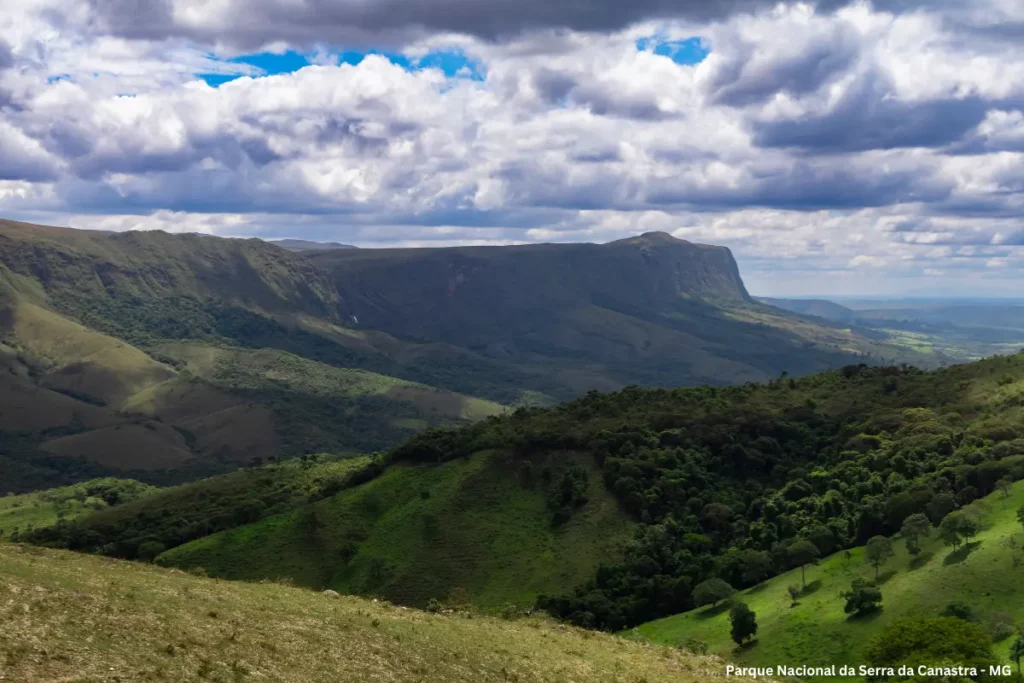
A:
5,219,1024,681
0,219,929,493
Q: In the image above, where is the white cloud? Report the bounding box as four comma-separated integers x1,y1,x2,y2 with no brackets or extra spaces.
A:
0,0,1023,295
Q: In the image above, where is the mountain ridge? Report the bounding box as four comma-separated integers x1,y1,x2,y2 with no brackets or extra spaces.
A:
0,218,935,491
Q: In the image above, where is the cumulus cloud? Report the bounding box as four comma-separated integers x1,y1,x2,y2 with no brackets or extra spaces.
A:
0,0,1022,294
80,0,926,47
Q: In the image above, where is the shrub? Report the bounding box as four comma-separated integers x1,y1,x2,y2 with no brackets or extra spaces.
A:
693,578,735,607
841,579,882,616
939,602,976,622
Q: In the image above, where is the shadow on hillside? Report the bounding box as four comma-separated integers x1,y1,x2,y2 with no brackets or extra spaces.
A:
876,569,897,585
696,602,732,619
846,607,883,623
733,639,759,653
800,579,823,596
909,552,934,570
944,542,981,565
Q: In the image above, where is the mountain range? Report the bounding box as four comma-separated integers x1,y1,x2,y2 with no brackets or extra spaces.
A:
7,217,1024,680
0,218,930,492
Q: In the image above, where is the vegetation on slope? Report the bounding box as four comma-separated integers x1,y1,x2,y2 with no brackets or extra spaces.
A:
30,453,374,561
633,481,1024,678
25,350,1024,640
2,220,935,411
0,477,154,538
0,284,498,491
150,341,502,455
0,544,740,683
157,450,634,611
361,352,1024,631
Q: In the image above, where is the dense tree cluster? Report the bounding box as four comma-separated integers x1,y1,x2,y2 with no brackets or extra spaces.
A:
864,617,996,680
30,454,381,560
397,359,1024,629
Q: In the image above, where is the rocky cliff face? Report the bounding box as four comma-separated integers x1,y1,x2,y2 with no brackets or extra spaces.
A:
307,231,750,344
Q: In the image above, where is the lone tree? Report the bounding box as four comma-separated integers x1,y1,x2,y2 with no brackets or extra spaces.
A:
1011,637,1024,675
960,511,980,544
729,602,758,646
942,509,982,550
940,511,966,551
1017,504,1024,533
693,578,735,608
865,536,894,581
787,538,820,589
997,476,1014,501
842,578,882,616
901,513,932,559
787,584,801,607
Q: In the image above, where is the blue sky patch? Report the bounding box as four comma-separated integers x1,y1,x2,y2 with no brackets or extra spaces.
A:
635,36,709,65
199,50,311,86
338,48,484,80
199,48,484,87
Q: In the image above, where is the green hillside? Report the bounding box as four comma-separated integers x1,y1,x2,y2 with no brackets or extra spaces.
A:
1,219,934,408
0,276,498,491
315,352,1024,632
157,450,634,610
0,477,155,537
0,219,944,494
31,350,1024,638
145,341,502,454
0,544,745,683
633,481,1024,677
30,453,374,560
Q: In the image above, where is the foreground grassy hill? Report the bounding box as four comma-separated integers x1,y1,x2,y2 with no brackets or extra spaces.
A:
157,450,634,610
0,544,745,683
634,481,1024,676
33,350,1024,634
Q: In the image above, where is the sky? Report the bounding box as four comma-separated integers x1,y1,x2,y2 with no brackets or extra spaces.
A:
1,1,1024,296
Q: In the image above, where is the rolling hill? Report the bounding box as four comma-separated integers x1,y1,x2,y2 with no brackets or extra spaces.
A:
0,218,934,493
0,543,751,683
28,453,375,559
31,349,1022,637
19,332,1024,675
762,296,1024,361
633,480,1024,678
0,220,502,491
156,450,634,610
758,297,859,325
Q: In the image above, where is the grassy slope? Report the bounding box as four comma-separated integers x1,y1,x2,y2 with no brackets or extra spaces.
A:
0,545,752,683
153,340,502,422
0,297,500,488
158,451,634,610
0,220,506,490
634,481,1024,675
0,488,100,533
34,454,372,559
